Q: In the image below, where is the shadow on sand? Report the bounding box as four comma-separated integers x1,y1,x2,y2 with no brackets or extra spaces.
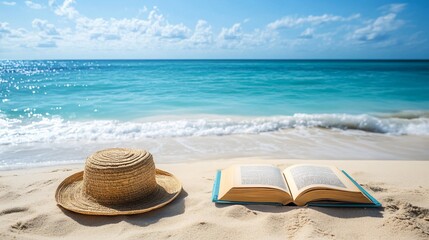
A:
310,206,383,218
215,203,383,218
59,189,188,226
215,202,296,213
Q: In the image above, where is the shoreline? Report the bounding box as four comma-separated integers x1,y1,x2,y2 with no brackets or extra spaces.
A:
2,128,429,171
1,158,428,239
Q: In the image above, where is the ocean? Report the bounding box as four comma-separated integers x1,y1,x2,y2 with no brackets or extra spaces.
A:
1,60,429,169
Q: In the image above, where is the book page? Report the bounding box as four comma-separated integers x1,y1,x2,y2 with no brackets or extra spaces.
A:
236,165,289,192
290,165,345,191
217,164,293,204
283,164,358,198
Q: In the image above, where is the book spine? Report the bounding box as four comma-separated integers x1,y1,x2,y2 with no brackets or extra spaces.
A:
341,170,382,207
211,170,221,202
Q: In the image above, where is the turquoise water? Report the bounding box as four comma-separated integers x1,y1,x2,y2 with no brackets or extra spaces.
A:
2,60,429,121
1,60,429,169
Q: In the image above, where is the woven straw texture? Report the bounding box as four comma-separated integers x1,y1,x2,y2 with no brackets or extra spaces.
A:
55,148,182,215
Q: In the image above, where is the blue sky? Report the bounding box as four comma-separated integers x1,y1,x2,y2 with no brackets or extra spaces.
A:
0,0,428,59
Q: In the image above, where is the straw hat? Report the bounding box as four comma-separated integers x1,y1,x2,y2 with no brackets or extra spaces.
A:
55,148,182,215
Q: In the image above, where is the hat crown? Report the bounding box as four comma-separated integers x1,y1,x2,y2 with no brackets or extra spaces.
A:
82,148,157,205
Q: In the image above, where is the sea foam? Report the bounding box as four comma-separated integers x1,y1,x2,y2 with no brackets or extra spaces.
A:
1,113,428,146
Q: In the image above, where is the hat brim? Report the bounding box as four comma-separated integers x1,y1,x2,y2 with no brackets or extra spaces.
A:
55,169,182,216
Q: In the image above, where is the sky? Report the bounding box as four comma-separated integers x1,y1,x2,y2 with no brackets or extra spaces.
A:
0,0,428,59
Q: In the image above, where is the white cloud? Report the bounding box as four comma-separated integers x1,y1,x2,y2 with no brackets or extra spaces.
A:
0,22,40,50
0,4,280,53
138,6,148,15
350,6,405,43
217,22,275,49
158,23,190,39
219,23,242,40
25,0,43,9
32,19,59,36
54,0,79,19
72,7,191,44
268,14,360,30
2,1,16,6
90,33,120,41
146,8,191,39
380,3,407,14
37,41,57,48
2,1,421,58
8,28,28,39
0,22,11,38
0,22,30,40
246,28,276,47
189,20,213,45
299,28,314,39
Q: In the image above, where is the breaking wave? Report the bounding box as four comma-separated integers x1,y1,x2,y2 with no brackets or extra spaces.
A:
1,113,429,145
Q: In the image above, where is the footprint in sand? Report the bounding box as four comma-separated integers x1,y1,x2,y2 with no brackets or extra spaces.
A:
383,198,429,237
361,182,387,192
0,207,28,216
0,191,21,201
285,209,335,239
225,206,258,219
26,179,57,189
9,215,47,233
50,169,73,173
0,183,9,191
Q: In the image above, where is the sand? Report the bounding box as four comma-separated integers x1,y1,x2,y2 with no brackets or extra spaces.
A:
1,158,428,240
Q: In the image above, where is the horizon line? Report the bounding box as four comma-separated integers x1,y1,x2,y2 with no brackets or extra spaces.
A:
1,58,429,61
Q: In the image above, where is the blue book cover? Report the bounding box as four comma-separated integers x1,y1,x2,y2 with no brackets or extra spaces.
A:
212,168,381,208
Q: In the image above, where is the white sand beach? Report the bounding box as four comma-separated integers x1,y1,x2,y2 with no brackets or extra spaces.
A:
1,158,428,240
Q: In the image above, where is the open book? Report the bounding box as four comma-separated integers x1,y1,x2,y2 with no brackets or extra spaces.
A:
212,164,381,207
